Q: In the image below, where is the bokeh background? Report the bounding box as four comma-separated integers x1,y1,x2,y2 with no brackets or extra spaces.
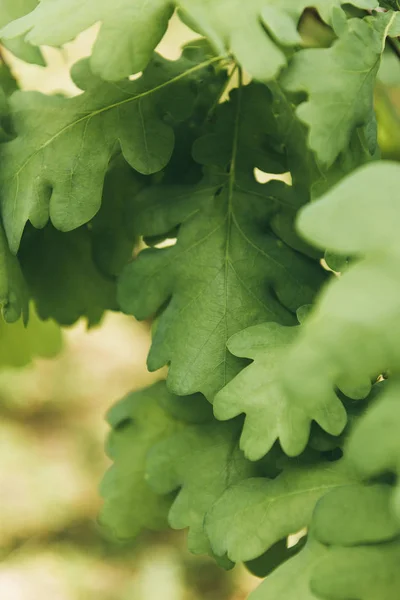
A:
1,13,400,600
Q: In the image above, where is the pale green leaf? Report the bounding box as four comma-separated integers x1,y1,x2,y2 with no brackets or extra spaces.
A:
347,378,400,523
249,538,326,600
214,322,347,459
312,484,400,546
283,12,396,166
282,162,400,433
1,0,376,80
205,459,355,562
146,418,259,558
100,381,196,539
311,539,400,600
0,0,44,65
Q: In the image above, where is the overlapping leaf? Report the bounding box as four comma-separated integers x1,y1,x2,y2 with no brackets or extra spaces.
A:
281,161,400,429
118,84,324,400
90,156,146,278
100,381,211,539
0,46,222,253
309,480,400,600
283,11,400,166
19,223,117,326
205,458,355,562
1,0,376,80
214,322,347,459
249,537,325,600
146,417,260,558
347,378,400,522
0,0,44,65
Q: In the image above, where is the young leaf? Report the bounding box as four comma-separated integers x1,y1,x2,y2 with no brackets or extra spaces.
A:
283,12,399,166
118,84,324,400
0,48,222,253
282,161,400,431
346,379,400,523
1,0,376,80
205,458,355,562
312,484,400,546
214,322,347,459
0,0,174,81
310,539,400,600
146,418,260,558
249,537,326,600
0,0,44,65
100,381,200,540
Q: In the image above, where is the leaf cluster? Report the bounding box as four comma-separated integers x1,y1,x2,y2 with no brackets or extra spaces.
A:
1,2,400,599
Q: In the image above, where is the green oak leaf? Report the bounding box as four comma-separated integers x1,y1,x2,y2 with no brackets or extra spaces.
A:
249,537,326,600
313,484,400,546
347,379,400,523
308,470,400,600
19,223,117,326
311,539,400,600
205,458,355,562
282,161,400,433
0,48,222,253
146,418,260,559
0,0,174,81
100,381,210,540
214,322,347,459
0,0,44,65
283,12,399,167
118,84,324,400
0,0,376,81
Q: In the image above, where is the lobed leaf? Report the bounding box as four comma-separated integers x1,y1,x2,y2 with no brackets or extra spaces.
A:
118,84,324,400
1,0,376,80
281,161,400,435
214,322,347,459
346,378,400,523
0,47,221,253
146,417,260,559
0,0,44,65
283,11,399,166
205,458,355,562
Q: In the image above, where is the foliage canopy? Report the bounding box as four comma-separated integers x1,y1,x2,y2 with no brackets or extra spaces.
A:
2,1,400,598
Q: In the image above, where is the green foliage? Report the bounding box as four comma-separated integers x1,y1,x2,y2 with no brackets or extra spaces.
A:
0,0,376,80
118,84,324,400
213,321,346,458
0,0,44,65
146,417,259,560
206,458,355,562
2,2,400,599
0,47,220,253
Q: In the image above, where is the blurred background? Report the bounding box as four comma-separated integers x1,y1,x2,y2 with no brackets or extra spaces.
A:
1,12,400,600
